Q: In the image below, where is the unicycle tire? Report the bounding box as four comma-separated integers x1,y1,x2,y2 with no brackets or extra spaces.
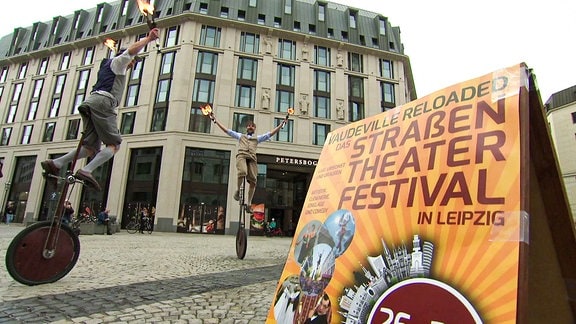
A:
5,221,81,286
235,228,247,259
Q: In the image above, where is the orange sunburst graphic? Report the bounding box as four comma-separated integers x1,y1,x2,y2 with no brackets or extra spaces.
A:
267,64,526,324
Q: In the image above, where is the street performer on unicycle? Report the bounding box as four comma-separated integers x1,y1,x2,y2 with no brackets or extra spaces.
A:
211,114,286,214
202,105,292,258
5,28,160,286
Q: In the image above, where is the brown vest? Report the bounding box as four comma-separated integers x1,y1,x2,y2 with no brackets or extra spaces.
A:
237,134,258,161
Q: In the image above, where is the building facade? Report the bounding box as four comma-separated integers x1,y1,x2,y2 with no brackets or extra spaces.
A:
545,86,576,223
0,0,415,234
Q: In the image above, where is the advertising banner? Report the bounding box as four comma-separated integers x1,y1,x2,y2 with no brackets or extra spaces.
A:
267,64,529,323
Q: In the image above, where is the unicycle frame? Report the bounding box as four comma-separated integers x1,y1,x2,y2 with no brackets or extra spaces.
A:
236,177,248,259
42,134,85,256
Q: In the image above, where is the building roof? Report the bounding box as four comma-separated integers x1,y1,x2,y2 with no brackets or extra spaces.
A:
0,0,405,62
545,85,576,111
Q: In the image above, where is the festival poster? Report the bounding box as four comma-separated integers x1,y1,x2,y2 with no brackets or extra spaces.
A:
267,63,529,324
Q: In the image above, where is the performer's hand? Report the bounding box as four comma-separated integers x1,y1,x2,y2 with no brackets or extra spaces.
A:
148,28,160,41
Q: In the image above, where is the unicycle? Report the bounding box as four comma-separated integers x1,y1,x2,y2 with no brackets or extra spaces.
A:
5,135,90,285
236,177,248,259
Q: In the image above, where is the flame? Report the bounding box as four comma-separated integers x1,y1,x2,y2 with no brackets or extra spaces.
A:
287,108,295,115
104,39,117,52
200,104,213,116
136,0,155,16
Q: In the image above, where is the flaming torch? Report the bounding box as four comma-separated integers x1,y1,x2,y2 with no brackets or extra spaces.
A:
104,38,117,54
200,104,215,122
136,0,160,51
283,107,294,128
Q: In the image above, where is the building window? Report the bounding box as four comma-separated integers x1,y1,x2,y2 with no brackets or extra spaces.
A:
38,58,49,75
233,113,255,132
240,32,260,54
318,4,325,22
165,26,179,47
276,63,295,113
275,118,293,143
293,21,300,32
196,51,218,75
349,12,357,29
60,52,71,70
379,18,386,35
199,2,208,14
188,107,211,133
11,83,23,102
66,119,80,140
27,79,44,120
83,47,95,65
284,0,292,14
235,57,258,108
21,125,33,144
258,14,265,25
314,96,330,119
120,112,136,134
0,67,8,82
220,6,229,18
150,108,167,132
314,70,330,92
235,85,256,108
276,91,294,113
125,59,144,106
380,59,393,79
313,123,330,145
571,111,576,124
6,105,17,123
238,57,259,80
200,25,221,47
314,70,331,119
49,74,66,118
238,10,246,21
277,64,295,87
309,24,316,35
192,79,215,104
278,39,296,60
348,52,363,73
18,63,27,79
274,17,282,28
0,128,12,146
348,76,364,122
72,70,90,114
249,0,257,7
41,122,55,142
381,82,395,109
160,52,176,74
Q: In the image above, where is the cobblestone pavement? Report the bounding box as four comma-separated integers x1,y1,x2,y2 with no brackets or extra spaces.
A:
0,224,293,323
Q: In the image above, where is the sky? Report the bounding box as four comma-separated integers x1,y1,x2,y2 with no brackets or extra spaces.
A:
1,0,574,102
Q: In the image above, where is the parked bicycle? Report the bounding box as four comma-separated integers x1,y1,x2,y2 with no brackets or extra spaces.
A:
126,216,153,234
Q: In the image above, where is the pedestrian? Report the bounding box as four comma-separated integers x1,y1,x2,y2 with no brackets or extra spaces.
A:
139,207,149,233
97,208,112,235
4,201,15,225
62,200,74,225
212,117,285,213
40,27,160,191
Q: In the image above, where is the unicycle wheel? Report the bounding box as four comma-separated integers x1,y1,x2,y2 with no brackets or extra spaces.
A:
5,221,80,286
235,228,247,259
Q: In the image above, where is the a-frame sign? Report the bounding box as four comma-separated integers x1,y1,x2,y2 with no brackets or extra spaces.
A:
267,63,576,323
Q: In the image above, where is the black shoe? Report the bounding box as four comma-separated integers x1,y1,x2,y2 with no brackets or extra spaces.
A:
233,190,239,201
245,204,253,214
75,169,102,191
